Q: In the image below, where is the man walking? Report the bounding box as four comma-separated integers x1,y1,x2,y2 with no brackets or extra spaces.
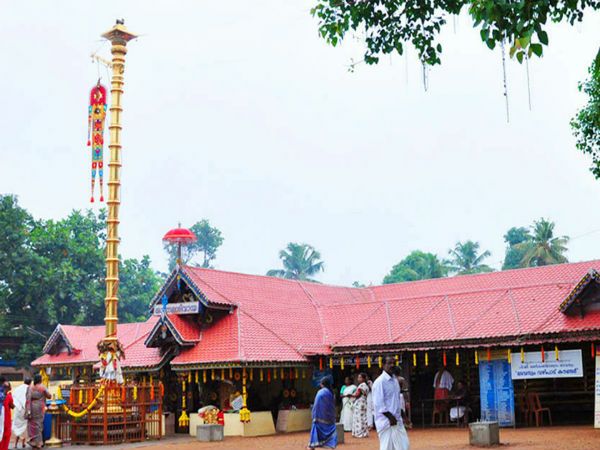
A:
372,357,409,450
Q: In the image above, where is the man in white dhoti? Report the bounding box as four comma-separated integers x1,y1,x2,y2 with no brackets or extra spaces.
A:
12,377,31,448
372,357,409,450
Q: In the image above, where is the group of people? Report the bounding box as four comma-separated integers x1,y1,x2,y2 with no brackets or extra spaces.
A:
308,356,410,450
0,374,51,450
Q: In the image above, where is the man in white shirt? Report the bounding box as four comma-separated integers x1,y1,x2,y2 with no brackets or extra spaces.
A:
372,357,410,450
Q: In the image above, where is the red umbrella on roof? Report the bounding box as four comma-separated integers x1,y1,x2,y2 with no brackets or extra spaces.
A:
163,226,197,266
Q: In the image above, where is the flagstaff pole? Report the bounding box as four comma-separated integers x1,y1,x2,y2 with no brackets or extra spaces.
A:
98,20,137,382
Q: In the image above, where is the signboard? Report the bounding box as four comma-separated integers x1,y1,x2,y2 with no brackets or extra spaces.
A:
595,355,600,428
479,359,515,427
510,350,583,380
153,301,200,315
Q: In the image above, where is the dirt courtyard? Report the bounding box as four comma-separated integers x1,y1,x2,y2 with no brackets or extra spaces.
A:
131,426,599,450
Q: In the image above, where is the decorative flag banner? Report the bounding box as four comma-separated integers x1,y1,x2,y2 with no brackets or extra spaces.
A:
443,351,447,367
456,351,460,366
367,356,372,368
87,83,107,203
413,353,417,367
425,352,429,366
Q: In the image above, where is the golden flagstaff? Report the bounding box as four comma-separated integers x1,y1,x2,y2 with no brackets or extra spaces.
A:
98,20,137,383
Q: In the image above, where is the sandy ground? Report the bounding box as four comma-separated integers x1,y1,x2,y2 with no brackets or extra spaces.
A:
125,426,600,450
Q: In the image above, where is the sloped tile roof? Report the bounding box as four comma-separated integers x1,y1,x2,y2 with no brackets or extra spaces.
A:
32,317,161,368
33,260,600,368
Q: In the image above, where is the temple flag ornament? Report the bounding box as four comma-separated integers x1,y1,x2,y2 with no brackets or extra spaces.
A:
87,82,107,203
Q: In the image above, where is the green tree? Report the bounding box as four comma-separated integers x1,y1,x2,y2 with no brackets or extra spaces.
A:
502,227,532,270
0,195,163,367
312,1,597,66
447,240,493,275
516,218,569,267
164,219,224,271
571,50,600,178
120,256,164,323
383,250,448,284
267,243,325,281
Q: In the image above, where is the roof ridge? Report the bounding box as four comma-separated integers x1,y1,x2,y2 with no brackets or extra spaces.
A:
330,303,386,346
184,259,600,291
183,265,373,290
238,309,305,359
372,259,600,290
319,280,574,308
296,281,327,345
392,295,448,342
455,290,513,339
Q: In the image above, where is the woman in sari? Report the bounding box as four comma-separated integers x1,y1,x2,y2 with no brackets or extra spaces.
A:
0,381,14,450
366,374,374,430
26,374,50,450
339,376,356,432
351,373,369,438
308,377,337,449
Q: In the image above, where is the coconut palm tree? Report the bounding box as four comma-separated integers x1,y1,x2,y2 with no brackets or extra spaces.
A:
266,243,324,281
446,240,493,275
517,218,569,267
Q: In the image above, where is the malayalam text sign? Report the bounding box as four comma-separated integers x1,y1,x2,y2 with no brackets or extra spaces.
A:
153,301,200,315
510,349,583,380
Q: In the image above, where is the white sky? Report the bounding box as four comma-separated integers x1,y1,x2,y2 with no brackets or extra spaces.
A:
1,1,599,286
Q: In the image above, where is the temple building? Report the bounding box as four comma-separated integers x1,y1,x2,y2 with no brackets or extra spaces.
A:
33,260,600,434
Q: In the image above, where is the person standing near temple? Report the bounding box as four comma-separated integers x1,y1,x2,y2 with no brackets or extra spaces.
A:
0,380,14,450
372,357,409,450
12,377,31,449
308,377,337,449
366,374,374,430
339,376,356,432
433,367,454,416
26,374,50,450
350,373,370,438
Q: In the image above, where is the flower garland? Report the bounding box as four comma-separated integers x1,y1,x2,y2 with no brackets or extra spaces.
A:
57,386,106,419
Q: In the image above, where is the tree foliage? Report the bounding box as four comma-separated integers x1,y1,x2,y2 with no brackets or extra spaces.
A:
267,242,325,281
383,250,448,284
502,226,532,270
515,218,569,266
446,240,493,275
0,195,164,367
312,0,598,66
164,219,224,271
571,50,600,178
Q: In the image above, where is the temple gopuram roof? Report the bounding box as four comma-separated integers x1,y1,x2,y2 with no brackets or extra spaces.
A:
33,260,600,370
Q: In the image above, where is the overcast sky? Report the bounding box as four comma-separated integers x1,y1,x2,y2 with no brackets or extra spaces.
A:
1,1,599,286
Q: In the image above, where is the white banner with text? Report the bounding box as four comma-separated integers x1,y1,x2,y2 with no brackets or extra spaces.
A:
510,349,583,380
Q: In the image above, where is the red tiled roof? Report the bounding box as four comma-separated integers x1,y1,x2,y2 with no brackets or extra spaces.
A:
32,317,162,369
34,260,600,368
177,260,600,360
